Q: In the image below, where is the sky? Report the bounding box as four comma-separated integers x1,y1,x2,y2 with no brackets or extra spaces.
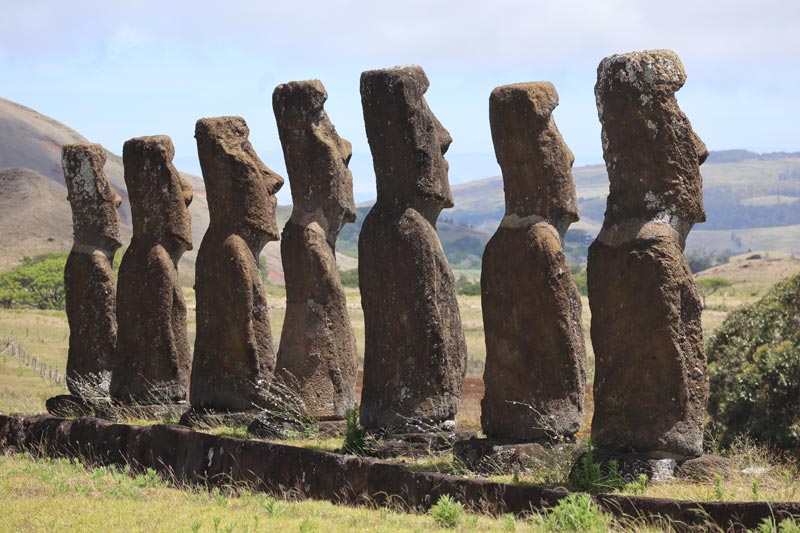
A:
1,0,799,203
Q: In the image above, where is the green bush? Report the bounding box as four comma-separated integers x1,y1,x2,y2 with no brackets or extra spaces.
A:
568,443,627,495
0,253,69,309
757,516,800,533
339,269,359,288
571,269,588,296
707,273,800,452
457,281,481,296
430,494,463,528
532,493,612,532
342,407,366,456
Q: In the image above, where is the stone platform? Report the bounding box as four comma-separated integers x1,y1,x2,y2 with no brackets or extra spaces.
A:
453,437,582,474
2,412,797,531
247,416,348,440
364,429,477,458
46,394,186,422
579,447,732,483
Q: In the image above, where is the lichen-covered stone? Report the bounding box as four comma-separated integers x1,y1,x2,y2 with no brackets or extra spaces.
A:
189,117,284,412
480,82,586,441
111,136,193,404
358,65,467,430
273,80,358,420
62,143,122,393
589,50,709,457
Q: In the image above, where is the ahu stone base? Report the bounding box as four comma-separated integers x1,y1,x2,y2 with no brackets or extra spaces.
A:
46,395,96,418
364,429,477,459
453,437,582,474
247,416,348,440
574,447,732,483
47,394,186,423
179,408,263,430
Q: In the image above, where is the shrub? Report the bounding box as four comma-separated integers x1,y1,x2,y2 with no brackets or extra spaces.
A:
533,493,612,532
457,281,481,296
707,273,800,452
0,253,68,309
568,442,627,494
342,407,366,456
757,516,800,533
430,494,463,528
339,269,359,288
571,269,588,296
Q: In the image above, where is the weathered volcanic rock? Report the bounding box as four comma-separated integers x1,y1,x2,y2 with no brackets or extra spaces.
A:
111,135,193,404
61,143,122,393
358,65,467,430
588,50,709,457
480,82,586,441
273,80,358,420
189,117,284,412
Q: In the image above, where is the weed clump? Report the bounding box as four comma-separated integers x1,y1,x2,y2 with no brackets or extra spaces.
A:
430,494,464,528
342,407,366,456
568,442,628,494
531,493,612,532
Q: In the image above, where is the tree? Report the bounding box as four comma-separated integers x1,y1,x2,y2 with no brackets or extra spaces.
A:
0,253,68,309
696,277,733,307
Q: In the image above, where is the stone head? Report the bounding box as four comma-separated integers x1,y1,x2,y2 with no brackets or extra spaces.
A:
489,82,579,231
273,80,356,242
122,135,193,253
360,65,453,212
195,116,284,247
595,49,707,227
62,143,123,251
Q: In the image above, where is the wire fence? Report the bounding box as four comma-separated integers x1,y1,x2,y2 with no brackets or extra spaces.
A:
0,335,66,388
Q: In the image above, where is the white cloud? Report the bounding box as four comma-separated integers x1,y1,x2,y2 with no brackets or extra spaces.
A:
103,26,151,64
2,0,798,68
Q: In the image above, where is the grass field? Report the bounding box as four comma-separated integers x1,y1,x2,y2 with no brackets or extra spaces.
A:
2,253,800,531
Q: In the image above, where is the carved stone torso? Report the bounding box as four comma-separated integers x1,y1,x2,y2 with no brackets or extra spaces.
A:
191,229,273,410
359,205,467,429
111,241,190,402
64,248,117,392
277,221,357,419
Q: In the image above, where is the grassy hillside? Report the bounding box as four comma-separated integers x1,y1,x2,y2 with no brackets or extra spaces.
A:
0,99,362,279
446,151,800,267
0,168,74,272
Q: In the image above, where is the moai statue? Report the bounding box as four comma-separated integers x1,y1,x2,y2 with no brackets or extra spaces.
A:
62,143,122,393
589,50,708,458
111,136,193,405
359,65,468,431
481,82,586,441
273,80,358,420
189,116,284,413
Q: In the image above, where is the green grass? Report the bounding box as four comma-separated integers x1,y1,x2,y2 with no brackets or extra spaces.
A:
2,452,661,532
0,352,64,414
3,258,800,530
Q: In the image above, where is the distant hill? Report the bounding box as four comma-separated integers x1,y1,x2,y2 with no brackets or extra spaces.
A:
0,167,73,272
445,152,800,263
0,98,354,279
2,95,799,278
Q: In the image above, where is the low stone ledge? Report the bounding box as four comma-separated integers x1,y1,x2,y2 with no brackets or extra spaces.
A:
453,437,582,474
1,414,799,530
